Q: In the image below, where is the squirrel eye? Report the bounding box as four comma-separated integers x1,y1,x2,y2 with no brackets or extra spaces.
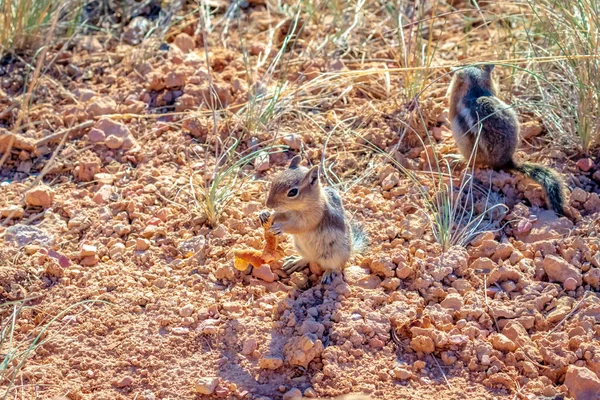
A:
287,188,299,197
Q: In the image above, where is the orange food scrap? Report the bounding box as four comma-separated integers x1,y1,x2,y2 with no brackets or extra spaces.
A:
233,249,264,271
232,212,284,271
261,214,279,263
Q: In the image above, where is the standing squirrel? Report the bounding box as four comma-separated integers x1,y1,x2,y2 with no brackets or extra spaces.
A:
259,155,367,284
448,64,568,216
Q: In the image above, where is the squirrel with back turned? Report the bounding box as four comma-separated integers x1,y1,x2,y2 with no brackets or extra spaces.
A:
259,156,367,284
447,64,570,217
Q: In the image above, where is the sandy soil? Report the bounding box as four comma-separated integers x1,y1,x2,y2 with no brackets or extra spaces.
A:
1,1,600,399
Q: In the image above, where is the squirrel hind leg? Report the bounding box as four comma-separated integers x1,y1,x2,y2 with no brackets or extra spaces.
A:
321,270,340,285
282,255,308,274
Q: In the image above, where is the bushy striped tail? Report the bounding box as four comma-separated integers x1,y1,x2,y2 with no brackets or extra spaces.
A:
350,221,368,255
511,161,566,216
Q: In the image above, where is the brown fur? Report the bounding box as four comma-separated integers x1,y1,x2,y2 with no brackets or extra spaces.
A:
264,156,362,280
447,65,568,216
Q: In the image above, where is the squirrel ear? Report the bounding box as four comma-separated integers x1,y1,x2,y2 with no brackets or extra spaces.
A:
304,165,320,186
483,64,495,74
288,155,302,169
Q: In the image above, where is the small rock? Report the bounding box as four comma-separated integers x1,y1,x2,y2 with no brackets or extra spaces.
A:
25,185,54,207
242,338,258,355
290,272,309,289
399,210,428,240
136,238,150,251
121,16,151,45
1,205,24,218
283,134,302,150
564,365,600,400
253,264,276,282
259,356,283,370
194,377,219,395
113,376,133,388
87,96,117,117
564,276,579,291
283,334,324,368
174,33,196,53
165,70,187,88
80,244,97,257
543,254,582,286
282,388,302,400
520,121,543,139
105,135,124,149
490,333,517,352
410,335,435,354
393,367,412,380
5,224,54,247
381,172,400,191
571,187,589,203
440,293,463,311
94,118,137,150
576,158,594,172
254,153,270,172
212,225,227,238
73,88,97,102
179,304,194,317
93,185,112,205
109,243,126,260
77,160,101,181
171,327,190,335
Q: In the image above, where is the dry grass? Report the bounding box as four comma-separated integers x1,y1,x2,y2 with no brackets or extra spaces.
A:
523,0,600,152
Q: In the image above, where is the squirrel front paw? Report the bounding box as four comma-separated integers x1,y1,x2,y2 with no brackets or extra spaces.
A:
270,222,283,236
259,210,272,226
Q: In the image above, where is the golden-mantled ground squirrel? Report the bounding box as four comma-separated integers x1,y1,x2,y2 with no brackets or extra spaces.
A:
259,156,367,284
448,64,568,216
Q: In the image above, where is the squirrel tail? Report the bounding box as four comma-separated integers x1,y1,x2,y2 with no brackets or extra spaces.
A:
508,161,566,216
350,221,369,255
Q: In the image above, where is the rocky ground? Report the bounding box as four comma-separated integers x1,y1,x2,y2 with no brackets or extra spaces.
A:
1,1,600,399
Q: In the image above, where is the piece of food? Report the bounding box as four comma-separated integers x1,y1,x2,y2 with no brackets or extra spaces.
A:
232,212,284,271
261,214,279,263
234,249,264,271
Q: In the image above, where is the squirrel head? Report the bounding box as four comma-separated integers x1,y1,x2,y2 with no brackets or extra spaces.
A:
448,64,498,100
265,155,322,211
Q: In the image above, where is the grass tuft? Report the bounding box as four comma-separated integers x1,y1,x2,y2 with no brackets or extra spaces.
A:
525,0,600,152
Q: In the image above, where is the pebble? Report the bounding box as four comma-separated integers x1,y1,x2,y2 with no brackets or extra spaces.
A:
252,264,276,283
410,335,434,353
1,205,24,218
5,224,54,247
440,293,463,311
564,365,600,400
259,356,283,370
576,158,594,172
490,333,517,352
283,334,324,368
194,377,219,394
105,134,124,149
543,254,582,286
109,243,126,260
174,32,196,53
242,338,258,355
80,244,97,257
25,185,55,207
93,185,112,205
393,367,412,380
282,388,302,400
87,96,117,117
254,153,270,172
179,304,194,317
136,238,150,251
283,134,302,150
112,376,133,388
